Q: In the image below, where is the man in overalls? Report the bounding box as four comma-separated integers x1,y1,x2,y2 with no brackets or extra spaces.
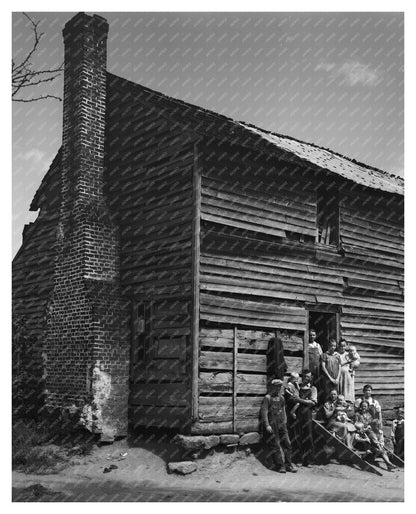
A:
297,369,318,467
261,379,297,473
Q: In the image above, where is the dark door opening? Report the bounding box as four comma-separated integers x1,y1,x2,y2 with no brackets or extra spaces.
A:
308,311,338,353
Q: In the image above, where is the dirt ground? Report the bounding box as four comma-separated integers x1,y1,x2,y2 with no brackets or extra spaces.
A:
12,436,404,502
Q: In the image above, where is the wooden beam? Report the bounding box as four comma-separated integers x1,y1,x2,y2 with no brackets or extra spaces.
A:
199,350,302,374
191,141,202,421
232,326,238,432
313,420,383,476
191,419,260,435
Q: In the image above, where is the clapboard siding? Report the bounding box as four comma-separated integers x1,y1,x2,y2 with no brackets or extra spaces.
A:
200,327,303,352
106,78,195,426
197,325,303,429
13,214,57,328
200,253,344,305
200,294,307,330
201,236,402,303
201,144,317,241
13,206,58,417
116,145,194,298
340,190,404,262
193,142,403,433
107,80,195,301
201,185,315,238
199,396,264,422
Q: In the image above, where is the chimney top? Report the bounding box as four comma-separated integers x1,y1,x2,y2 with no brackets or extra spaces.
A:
63,12,109,39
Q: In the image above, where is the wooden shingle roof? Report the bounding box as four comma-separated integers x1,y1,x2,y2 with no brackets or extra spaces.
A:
241,124,404,195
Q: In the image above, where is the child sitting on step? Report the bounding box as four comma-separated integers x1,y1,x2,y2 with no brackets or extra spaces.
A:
368,419,396,472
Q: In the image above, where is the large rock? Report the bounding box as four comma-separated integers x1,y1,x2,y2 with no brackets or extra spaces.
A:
99,432,115,444
173,435,220,450
239,432,261,445
202,435,220,449
167,461,197,475
220,434,240,445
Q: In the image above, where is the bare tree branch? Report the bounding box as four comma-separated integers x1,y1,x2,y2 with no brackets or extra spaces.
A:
13,75,62,90
12,13,63,102
13,94,63,103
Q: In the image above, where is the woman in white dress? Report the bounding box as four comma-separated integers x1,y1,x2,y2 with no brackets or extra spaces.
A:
338,339,360,403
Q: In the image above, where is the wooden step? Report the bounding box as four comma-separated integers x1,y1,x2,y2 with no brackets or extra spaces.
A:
313,420,383,476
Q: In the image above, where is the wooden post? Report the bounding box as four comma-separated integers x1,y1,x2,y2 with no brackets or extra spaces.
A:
232,326,238,433
191,142,202,422
336,311,341,342
303,310,309,369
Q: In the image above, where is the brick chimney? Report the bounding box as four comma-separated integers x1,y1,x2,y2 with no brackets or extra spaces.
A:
45,13,128,439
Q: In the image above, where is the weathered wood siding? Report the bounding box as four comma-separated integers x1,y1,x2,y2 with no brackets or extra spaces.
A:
106,76,196,428
194,142,403,433
339,185,404,418
12,155,61,417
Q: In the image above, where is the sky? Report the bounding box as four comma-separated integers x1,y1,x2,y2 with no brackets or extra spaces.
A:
12,11,404,257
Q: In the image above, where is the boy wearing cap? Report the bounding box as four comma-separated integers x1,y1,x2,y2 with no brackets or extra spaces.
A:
261,379,297,473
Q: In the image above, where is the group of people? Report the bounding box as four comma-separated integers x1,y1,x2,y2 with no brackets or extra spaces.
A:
322,385,403,471
261,330,404,473
308,329,359,403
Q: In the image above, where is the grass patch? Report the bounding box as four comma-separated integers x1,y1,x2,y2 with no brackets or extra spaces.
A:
12,419,96,474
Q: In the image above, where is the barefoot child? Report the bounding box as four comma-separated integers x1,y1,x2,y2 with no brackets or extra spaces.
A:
352,421,371,456
368,419,396,471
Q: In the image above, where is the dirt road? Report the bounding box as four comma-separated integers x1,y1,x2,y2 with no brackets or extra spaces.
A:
12,439,404,502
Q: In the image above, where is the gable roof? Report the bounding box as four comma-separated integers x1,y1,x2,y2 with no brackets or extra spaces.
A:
109,73,403,196
31,72,404,211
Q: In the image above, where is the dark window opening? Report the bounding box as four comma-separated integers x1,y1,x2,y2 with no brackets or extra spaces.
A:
317,185,339,246
132,302,151,363
308,310,338,353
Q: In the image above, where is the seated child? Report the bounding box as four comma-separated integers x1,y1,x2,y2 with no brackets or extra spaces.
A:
391,407,404,460
368,419,396,472
353,400,373,430
327,395,356,448
322,388,338,422
335,394,355,421
352,422,371,456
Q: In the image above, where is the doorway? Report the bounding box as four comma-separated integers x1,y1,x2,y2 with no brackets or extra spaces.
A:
308,310,338,352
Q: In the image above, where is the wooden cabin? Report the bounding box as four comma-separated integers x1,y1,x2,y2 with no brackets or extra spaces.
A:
12,13,404,438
